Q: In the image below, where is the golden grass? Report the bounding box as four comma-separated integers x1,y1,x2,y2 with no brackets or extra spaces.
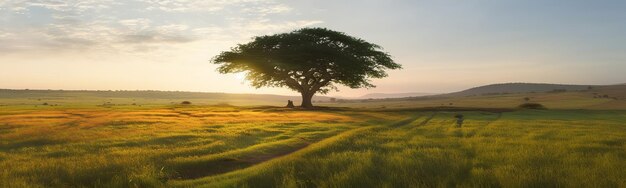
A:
172,111,626,188
0,105,624,187
0,106,369,187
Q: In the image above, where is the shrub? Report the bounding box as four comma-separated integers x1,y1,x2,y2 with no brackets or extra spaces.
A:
180,101,192,105
518,103,546,109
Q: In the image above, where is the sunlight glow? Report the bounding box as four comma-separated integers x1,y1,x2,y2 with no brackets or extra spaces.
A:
0,1,624,97
234,72,248,84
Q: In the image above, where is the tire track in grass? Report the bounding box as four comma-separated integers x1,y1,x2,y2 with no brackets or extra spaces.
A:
418,112,437,126
172,139,311,179
484,112,502,127
462,112,503,138
169,125,381,187
389,114,423,128
169,117,424,187
172,116,420,180
170,129,354,179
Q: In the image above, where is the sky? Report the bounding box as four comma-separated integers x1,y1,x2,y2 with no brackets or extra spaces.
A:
1,0,625,97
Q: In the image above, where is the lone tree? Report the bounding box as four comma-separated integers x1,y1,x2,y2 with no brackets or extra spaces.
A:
211,28,401,108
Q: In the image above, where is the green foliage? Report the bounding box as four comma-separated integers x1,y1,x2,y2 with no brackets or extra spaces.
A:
211,28,401,107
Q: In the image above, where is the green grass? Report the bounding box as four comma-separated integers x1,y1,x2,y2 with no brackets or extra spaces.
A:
328,91,620,110
0,105,386,187
173,110,626,187
1,92,625,187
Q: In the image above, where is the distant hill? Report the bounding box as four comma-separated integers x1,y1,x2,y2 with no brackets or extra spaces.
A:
330,83,625,110
590,84,626,99
443,83,595,97
358,92,436,99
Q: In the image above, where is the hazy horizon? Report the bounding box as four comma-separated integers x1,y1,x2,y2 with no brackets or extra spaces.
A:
2,0,625,98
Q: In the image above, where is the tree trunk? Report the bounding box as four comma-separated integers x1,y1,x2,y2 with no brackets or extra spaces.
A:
300,92,314,108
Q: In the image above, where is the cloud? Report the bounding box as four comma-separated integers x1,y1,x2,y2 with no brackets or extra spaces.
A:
0,30,12,39
117,22,197,45
187,19,324,45
2,0,117,13
242,4,292,16
118,18,152,30
142,0,225,12
120,33,196,44
243,19,323,32
140,0,280,13
0,0,323,55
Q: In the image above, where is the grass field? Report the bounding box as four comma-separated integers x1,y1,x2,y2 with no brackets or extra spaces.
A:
328,91,622,110
1,91,625,187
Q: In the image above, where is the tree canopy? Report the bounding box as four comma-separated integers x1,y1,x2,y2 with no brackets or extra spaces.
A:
211,27,401,108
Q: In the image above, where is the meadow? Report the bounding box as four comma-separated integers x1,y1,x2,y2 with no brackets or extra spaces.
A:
0,90,625,187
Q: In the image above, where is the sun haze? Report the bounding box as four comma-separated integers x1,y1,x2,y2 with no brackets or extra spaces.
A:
1,1,625,97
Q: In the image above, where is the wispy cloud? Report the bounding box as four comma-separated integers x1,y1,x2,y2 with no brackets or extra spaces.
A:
242,3,292,16
139,0,287,13
3,0,118,13
118,18,152,30
0,0,323,55
141,0,230,12
0,29,12,39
